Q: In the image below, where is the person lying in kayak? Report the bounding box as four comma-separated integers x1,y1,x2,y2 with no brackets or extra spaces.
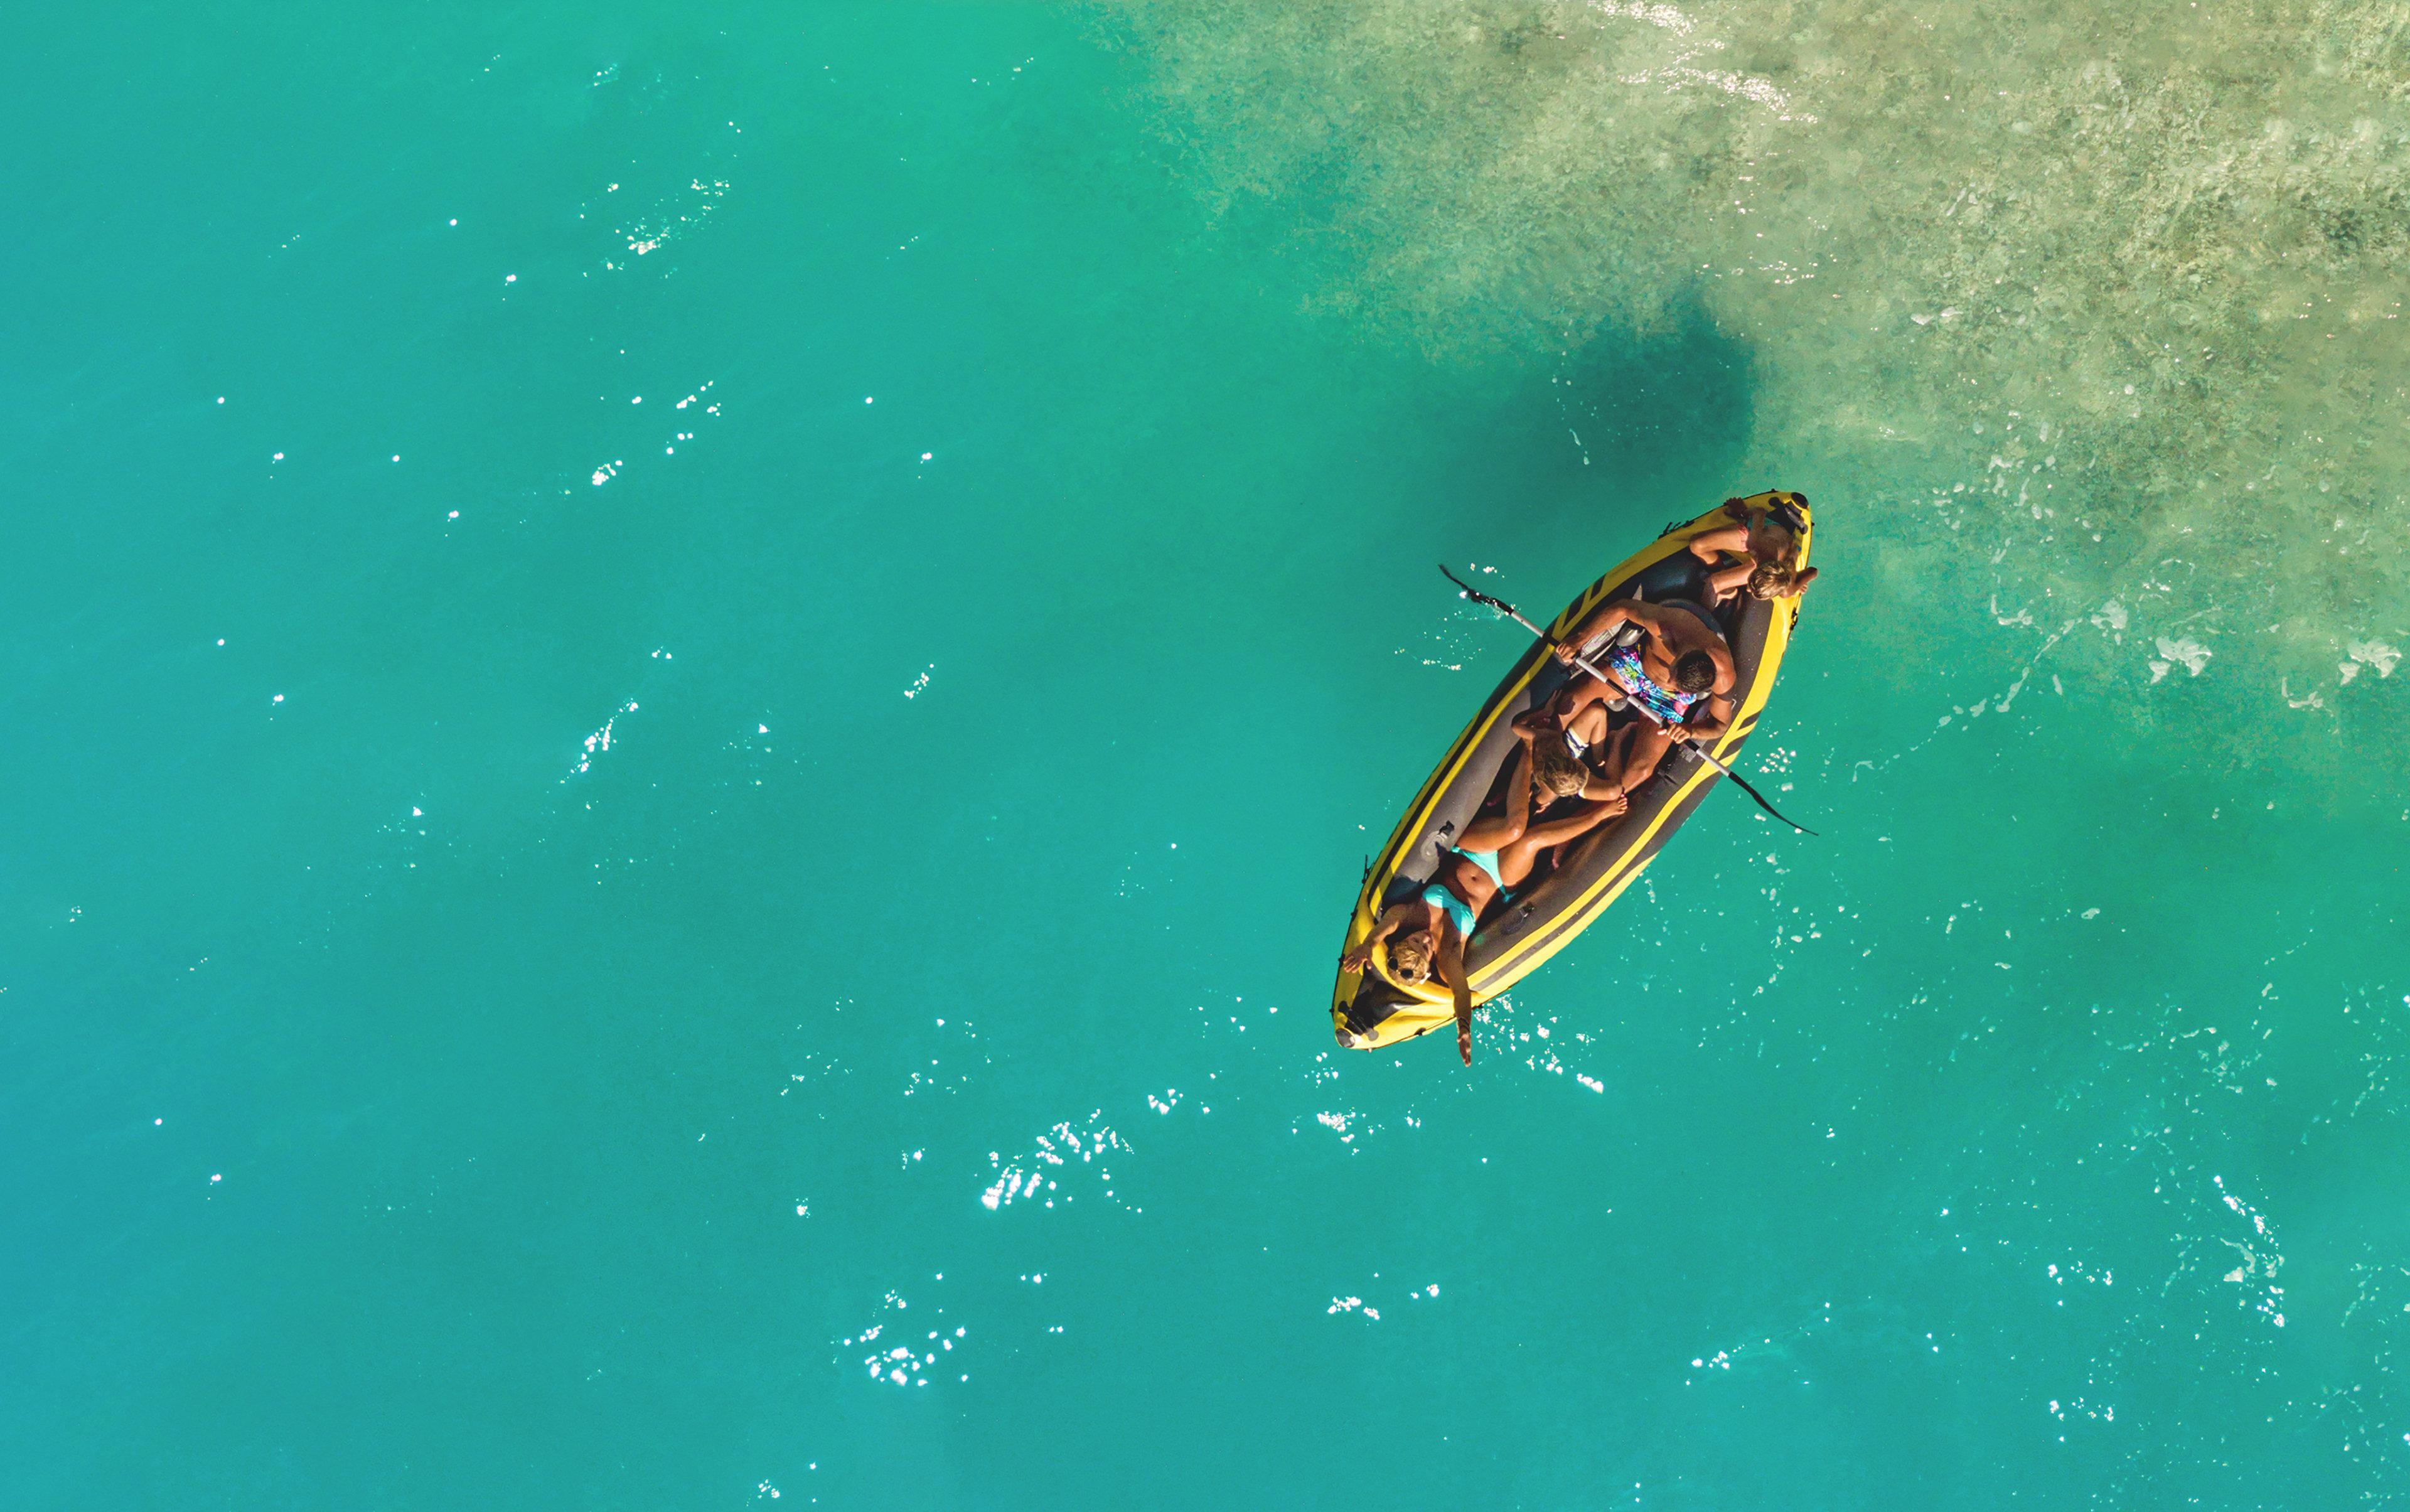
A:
1543,681,1641,793
1689,493,1818,608
1339,716,1629,1063
1552,597,1738,794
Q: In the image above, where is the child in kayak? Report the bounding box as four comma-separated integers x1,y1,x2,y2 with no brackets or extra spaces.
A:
1339,714,1629,1063
1689,493,1818,608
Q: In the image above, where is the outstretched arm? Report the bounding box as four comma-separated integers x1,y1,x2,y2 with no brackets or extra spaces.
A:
1435,933,1475,1064
1339,900,1419,974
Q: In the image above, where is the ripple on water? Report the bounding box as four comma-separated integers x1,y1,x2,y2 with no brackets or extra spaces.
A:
1105,0,2410,727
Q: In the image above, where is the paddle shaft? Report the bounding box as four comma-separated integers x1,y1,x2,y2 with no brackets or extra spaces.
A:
1481,601,1754,782
1441,566,1817,835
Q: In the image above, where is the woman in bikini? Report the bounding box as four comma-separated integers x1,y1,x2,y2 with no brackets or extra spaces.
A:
1339,713,1629,1064
1689,494,1818,608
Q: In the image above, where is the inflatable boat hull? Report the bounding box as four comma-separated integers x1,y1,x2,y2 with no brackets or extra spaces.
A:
1331,491,1814,1050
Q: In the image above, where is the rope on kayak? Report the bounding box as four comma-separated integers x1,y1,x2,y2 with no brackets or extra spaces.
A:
1439,564,1818,837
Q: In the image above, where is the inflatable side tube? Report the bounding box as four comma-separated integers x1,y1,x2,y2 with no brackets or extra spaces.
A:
1332,491,1813,1049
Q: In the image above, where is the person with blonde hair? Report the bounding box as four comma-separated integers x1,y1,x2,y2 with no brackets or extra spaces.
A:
1339,713,1628,1063
1690,494,1818,608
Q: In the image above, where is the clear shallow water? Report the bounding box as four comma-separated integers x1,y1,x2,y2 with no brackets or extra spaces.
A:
5,3,2407,1508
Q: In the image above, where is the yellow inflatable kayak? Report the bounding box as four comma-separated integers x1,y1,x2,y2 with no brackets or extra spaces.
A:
1331,491,1814,1051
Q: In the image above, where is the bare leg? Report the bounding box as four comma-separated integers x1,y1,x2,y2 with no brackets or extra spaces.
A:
1459,741,1536,852
1689,522,1752,564
1551,670,1617,724
1564,700,1612,756
1615,722,1676,797
1495,792,1631,887
1592,722,1636,789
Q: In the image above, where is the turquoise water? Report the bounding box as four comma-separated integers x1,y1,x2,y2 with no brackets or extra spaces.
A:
8,3,2409,1506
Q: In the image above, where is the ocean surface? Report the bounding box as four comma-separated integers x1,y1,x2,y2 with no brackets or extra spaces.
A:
8,3,2409,1507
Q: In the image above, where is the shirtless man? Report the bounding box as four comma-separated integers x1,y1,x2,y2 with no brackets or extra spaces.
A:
1550,597,1738,796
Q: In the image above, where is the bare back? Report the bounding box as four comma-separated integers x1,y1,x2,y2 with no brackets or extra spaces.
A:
1636,601,1736,697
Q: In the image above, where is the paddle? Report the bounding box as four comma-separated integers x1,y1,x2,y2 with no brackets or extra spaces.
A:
1440,564,1818,836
